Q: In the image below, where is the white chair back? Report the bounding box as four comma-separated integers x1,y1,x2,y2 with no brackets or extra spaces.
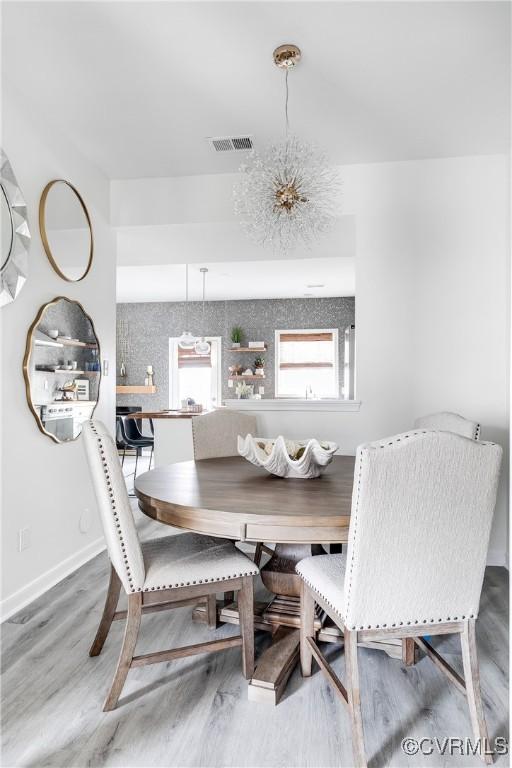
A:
414,411,480,440
343,430,501,631
192,409,257,460
82,420,145,593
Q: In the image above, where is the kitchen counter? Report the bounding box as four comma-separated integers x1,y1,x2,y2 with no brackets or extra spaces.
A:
124,410,212,420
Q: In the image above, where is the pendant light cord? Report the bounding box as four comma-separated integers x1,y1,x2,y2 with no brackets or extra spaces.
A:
185,263,189,329
285,67,290,137
201,269,206,333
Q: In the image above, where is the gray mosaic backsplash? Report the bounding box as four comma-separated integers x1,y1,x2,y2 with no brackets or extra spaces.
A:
116,297,355,410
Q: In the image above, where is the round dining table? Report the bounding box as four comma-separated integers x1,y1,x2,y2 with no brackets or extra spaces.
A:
135,455,412,704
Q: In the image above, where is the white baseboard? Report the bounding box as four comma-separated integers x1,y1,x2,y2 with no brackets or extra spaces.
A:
487,548,509,569
0,537,106,623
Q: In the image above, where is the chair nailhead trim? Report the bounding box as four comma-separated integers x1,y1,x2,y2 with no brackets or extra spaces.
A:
337,428,494,627
297,573,477,631
90,421,136,590
142,568,259,592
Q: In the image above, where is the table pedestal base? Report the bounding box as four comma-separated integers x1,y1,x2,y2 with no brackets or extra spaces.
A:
193,542,417,704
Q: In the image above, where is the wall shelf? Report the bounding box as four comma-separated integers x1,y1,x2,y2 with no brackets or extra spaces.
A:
229,346,267,353
36,369,100,376
56,337,98,349
228,375,266,381
116,385,157,394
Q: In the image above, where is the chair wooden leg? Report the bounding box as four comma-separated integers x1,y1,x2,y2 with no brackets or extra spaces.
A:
103,592,142,712
238,576,254,679
207,593,218,629
89,565,121,657
461,619,493,765
345,628,367,768
402,637,416,665
300,581,315,677
254,542,264,567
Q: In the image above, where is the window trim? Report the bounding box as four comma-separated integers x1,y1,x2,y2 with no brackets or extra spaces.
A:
274,328,339,399
169,336,222,410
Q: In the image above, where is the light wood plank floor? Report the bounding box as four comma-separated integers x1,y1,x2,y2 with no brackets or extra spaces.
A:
1,459,509,767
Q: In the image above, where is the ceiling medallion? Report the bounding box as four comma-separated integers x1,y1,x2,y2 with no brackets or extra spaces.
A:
234,44,340,252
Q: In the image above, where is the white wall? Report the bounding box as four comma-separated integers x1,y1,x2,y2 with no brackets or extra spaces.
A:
228,156,509,567
0,134,507,621
111,173,355,266
0,92,116,619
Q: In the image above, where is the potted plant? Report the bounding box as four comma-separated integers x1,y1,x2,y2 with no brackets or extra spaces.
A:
254,356,265,375
231,326,243,348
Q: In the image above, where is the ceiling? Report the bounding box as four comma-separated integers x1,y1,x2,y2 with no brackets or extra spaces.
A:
117,257,355,303
3,2,510,179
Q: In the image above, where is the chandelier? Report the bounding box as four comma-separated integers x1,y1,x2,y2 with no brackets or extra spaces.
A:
234,44,340,252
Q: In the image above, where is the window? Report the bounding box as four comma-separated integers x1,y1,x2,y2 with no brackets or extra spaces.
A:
169,337,221,410
275,329,339,399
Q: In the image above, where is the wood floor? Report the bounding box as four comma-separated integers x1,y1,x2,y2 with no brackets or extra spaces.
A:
1,457,509,767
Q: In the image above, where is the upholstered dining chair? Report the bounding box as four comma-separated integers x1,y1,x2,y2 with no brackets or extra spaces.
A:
192,409,272,568
415,411,480,439
296,430,501,768
192,408,257,459
83,420,258,712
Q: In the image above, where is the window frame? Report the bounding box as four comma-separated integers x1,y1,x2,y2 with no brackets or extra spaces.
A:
274,328,340,399
169,336,222,410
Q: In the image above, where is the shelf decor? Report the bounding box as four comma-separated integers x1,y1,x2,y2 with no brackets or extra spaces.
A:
230,325,243,349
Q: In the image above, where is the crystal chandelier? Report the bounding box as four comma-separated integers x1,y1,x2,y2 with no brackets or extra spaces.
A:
234,44,340,252
194,267,211,356
178,263,196,350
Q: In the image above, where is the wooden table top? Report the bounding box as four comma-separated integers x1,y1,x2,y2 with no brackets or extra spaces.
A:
135,455,355,544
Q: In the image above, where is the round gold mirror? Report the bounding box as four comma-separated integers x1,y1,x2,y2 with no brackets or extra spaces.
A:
23,297,101,443
39,180,93,282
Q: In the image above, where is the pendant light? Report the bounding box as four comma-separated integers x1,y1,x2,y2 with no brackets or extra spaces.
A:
178,263,196,349
234,44,339,252
194,267,211,356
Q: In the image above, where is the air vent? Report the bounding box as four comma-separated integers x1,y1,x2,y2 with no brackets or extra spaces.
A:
208,136,253,152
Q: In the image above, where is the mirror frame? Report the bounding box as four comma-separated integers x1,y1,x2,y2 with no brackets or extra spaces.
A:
23,296,101,443
39,180,94,282
0,148,31,307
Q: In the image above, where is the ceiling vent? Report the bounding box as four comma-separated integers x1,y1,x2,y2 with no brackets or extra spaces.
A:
208,136,253,152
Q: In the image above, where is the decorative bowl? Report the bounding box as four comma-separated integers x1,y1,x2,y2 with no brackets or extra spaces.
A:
237,434,338,479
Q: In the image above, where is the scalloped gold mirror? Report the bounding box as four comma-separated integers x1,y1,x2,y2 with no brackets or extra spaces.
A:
23,297,101,443
39,180,93,282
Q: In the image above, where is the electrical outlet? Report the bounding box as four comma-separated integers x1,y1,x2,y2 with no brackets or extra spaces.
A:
18,527,31,552
79,509,91,534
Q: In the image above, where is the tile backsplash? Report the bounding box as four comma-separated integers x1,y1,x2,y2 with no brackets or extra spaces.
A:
116,297,355,410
